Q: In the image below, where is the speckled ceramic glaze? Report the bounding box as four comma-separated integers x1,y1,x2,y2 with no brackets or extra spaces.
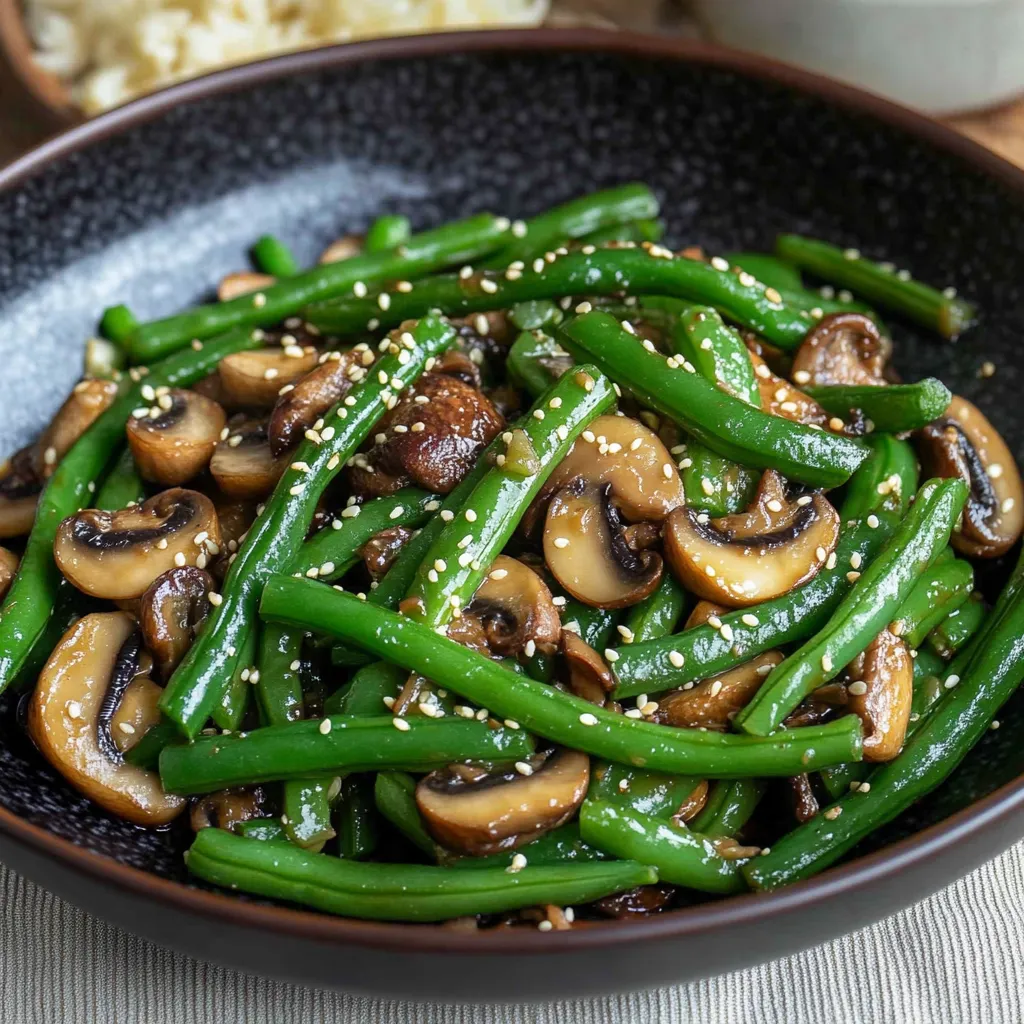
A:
1,31,1024,1001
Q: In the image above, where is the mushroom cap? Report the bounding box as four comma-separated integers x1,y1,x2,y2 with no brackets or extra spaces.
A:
36,380,119,479
749,350,830,428
917,394,1024,558
210,420,287,500
663,471,840,607
127,388,227,485
791,312,889,387
217,271,275,303
846,628,913,762
0,444,40,539
0,546,19,602
28,611,184,827
54,488,222,601
140,566,214,681
561,630,616,705
218,346,321,409
416,748,590,856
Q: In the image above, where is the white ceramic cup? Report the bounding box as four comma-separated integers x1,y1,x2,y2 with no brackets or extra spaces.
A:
692,0,1024,113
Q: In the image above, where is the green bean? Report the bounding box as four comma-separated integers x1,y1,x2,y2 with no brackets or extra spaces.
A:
734,478,968,737
256,625,303,726
590,761,702,817
158,316,457,738
303,247,822,350
336,775,379,859
746,551,1024,890
578,218,664,246
212,625,256,732
667,304,759,406
293,488,438,582
364,215,412,253
99,304,139,344
888,558,973,649
124,720,180,770
251,235,299,277
689,780,765,837
913,646,947,686
803,379,951,434
579,801,746,894
927,594,985,660
680,441,761,516
282,778,336,851
506,330,563,398
559,312,867,488
260,576,863,778
447,823,606,870
481,184,659,269
817,763,869,802
0,326,262,697
839,434,918,520
610,513,897,700
160,714,533,795
402,366,615,630
562,599,620,651
775,235,977,340
327,661,405,717
121,214,509,362
185,827,656,922
620,574,687,646
234,819,288,842
95,447,145,511
374,770,436,856
508,301,563,333
723,252,804,293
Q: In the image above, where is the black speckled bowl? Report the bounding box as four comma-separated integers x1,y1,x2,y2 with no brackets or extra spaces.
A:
2,29,1024,1002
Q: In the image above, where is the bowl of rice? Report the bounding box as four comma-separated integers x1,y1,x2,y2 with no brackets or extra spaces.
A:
0,0,551,125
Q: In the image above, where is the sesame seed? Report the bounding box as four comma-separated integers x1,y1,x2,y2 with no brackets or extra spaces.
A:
848,680,868,696
979,360,996,378
669,651,685,668
624,709,643,719
826,552,837,570
318,719,332,735
524,639,537,658
480,279,498,294
780,401,798,413
579,713,599,726
604,648,620,663
640,701,659,716
65,701,82,719
663,464,674,480
705,565,716,577
755,363,771,379
173,552,186,567
850,553,862,569
252,292,267,307
846,571,861,583
720,624,734,643
617,625,635,643
792,370,811,385
208,592,223,607
815,546,827,562
553,537,570,549
711,256,730,271
764,286,782,304
944,674,960,690
392,717,411,731
824,806,843,820
1003,498,1016,513
821,654,833,672
867,514,879,528
440,510,455,522
829,417,845,432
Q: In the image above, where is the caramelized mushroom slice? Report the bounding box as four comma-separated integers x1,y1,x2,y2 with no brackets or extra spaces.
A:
0,444,40,539
127,389,227,485
593,884,676,919
191,787,267,832
268,351,361,455
748,350,830,428
28,612,184,826
653,651,784,729
140,566,214,681
55,488,221,601
466,555,562,657
218,345,320,409
917,395,1024,558
217,271,275,302
361,526,414,580
36,380,119,478
791,312,889,387
562,631,615,705
210,420,287,500
416,748,589,856
0,546,19,601
538,414,685,522
663,471,840,607
846,628,913,762
319,235,362,264
544,480,663,609
790,774,820,822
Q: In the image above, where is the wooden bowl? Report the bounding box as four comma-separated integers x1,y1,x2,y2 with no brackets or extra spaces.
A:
0,0,81,130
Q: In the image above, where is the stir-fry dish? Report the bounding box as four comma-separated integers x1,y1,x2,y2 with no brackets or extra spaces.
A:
2,184,1022,929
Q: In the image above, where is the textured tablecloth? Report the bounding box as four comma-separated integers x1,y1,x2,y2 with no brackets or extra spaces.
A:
4,841,1024,1023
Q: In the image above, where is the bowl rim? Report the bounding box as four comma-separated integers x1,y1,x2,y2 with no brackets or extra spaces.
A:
2,26,1024,957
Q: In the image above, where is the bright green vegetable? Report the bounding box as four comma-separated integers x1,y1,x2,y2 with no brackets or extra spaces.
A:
364,215,412,253
776,235,977,339
506,330,563,398
120,214,510,362
621,574,687,646
927,595,985,660
667,303,759,406
211,625,255,732
251,235,299,277
690,780,765,837
680,440,761,516
590,761,702,818
0,326,262,698
256,625,303,727
233,819,288,842
888,558,973,649
559,311,867,488
158,316,457,739
99,304,138,344
261,576,864,778
185,827,656,922
735,478,969,736
336,775,379,860
282,778,336,851
373,770,436,856
724,252,804,293
579,801,747,894
95,447,145,511
578,218,664,246
803,379,952,434
839,434,918,520
326,661,405,717
562,599,620,651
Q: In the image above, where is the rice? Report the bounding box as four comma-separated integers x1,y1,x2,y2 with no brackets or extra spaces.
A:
25,0,550,114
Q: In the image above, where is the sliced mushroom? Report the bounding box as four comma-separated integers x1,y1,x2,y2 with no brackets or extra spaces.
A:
652,651,784,729
109,675,164,756
673,779,709,823
562,631,615,705
593,884,677,919
28,612,184,826
538,414,685,522
127,389,227,485
268,350,361,455
362,526,414,580
191,787,267,832
0,546,19,601
417,748,589,856
140,566,213,681
917,395,1024,558
684,600,728,630
663,471,840,607
36,380,119,478
0,444,40,539
55,488,221,601
217,271,275,302
218,345,320,409
544,480,663,608
348,373,504,499
791,312,889,387
846,628,913,762
210,420,287,500
319,235,362,264
790,774,820,822
748,350,830,428
465,555,561,657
